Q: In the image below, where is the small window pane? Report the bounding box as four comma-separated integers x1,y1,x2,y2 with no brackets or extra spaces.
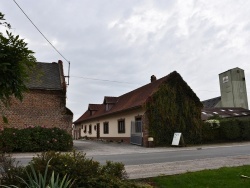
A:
103,122,109,134
89,125,92,134
118,120,125,133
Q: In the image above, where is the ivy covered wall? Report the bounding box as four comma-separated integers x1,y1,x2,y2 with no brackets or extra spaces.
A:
145,71,203,146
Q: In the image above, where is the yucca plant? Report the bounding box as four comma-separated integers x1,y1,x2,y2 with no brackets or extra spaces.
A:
0,159,74,188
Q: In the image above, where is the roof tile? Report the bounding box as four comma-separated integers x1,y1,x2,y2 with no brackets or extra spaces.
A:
74,73,171,124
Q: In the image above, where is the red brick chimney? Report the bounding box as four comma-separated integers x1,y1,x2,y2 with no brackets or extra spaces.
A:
151,75,157,83
57,60,67,93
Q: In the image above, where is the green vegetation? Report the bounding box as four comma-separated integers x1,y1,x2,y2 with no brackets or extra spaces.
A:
202,118,250,143
145,71,203,146
0,12,36,123
1,159,74,188
0,126,73,152
140,165,250,188
0,151,147,188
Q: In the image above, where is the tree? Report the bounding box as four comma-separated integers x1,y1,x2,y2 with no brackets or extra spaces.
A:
0,12,36,123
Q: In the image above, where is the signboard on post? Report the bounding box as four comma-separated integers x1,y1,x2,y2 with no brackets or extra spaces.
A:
171,132,185,146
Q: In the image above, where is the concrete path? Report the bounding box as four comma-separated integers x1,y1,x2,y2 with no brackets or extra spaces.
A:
125,155,250,179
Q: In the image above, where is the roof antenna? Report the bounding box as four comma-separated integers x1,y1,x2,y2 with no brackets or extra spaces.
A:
65,61,70,85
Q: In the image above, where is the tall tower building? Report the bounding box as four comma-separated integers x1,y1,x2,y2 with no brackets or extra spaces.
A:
219,67,248,109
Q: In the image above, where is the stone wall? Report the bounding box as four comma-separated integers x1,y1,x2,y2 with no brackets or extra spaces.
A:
0,89,73,133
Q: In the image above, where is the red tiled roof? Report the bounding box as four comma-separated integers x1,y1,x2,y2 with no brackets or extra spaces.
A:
88,104,102,111
104,96,118,104
74,72,175,124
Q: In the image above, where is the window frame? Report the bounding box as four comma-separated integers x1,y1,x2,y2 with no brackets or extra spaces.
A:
89,124,92,134
103,122,109,134
118,119,125,134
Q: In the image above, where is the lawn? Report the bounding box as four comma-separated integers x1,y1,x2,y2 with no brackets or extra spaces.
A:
138,165,250,188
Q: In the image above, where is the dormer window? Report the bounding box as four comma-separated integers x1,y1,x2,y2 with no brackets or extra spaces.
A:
89,110,96,116
88,104,101,116
104,96,118,111
106,103,114,111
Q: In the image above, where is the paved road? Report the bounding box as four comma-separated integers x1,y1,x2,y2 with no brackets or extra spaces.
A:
12,140,250,179
88,144,250,165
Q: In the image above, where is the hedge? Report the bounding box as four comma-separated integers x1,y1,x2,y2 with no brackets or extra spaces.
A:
202,118,250,143
0,126,73,152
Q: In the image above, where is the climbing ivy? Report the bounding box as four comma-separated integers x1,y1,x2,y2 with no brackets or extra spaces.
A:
145,71,203,146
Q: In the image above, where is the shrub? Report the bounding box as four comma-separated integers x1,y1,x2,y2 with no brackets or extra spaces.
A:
240,119,250,140
100,161,128,179
202,118,250,143
0,155,74,188
29,151,100,187
0,126,73,152
201,122,220,143
23,159,74,188
0,128,18,152
0,152,26,186
25,151,139,188
220,119,241,140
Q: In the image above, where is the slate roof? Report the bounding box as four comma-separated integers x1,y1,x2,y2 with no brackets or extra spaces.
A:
202,97,221,108
74,72,178,124
26,62,62,90
201,107,250,121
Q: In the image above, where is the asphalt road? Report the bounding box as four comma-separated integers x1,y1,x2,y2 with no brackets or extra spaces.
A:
88,144,250,165
14,141,250,166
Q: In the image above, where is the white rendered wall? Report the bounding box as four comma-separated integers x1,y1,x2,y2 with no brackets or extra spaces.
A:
76,108,145,138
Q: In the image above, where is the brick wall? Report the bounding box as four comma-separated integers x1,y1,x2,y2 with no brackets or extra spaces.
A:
0,89,73,133
142,113,150,147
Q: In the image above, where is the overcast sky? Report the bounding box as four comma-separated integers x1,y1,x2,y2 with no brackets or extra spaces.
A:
1,0,250,121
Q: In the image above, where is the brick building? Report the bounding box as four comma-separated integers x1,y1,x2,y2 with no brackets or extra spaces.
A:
0,60,73,133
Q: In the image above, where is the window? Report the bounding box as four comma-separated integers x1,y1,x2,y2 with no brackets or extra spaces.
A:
84,125,87,133
105,104,113,111
103,122,109,134
118,119,125,133
89,125,92,134
90,110,97,116
223,76,229,83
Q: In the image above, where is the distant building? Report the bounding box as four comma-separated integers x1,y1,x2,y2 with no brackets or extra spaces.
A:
0,60,73,133
201,67,250,120
202,67,248,109
201,107,250,121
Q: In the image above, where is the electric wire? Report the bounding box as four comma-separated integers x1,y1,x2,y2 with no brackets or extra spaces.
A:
11,0,221,92
71,76,220,91
13,0,70,63
71,76,137,85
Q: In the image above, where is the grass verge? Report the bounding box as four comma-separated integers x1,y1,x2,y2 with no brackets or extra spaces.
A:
136,165,250,188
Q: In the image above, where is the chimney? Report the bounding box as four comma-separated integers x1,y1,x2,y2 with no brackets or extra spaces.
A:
57,60,67,93
151,75,157,83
